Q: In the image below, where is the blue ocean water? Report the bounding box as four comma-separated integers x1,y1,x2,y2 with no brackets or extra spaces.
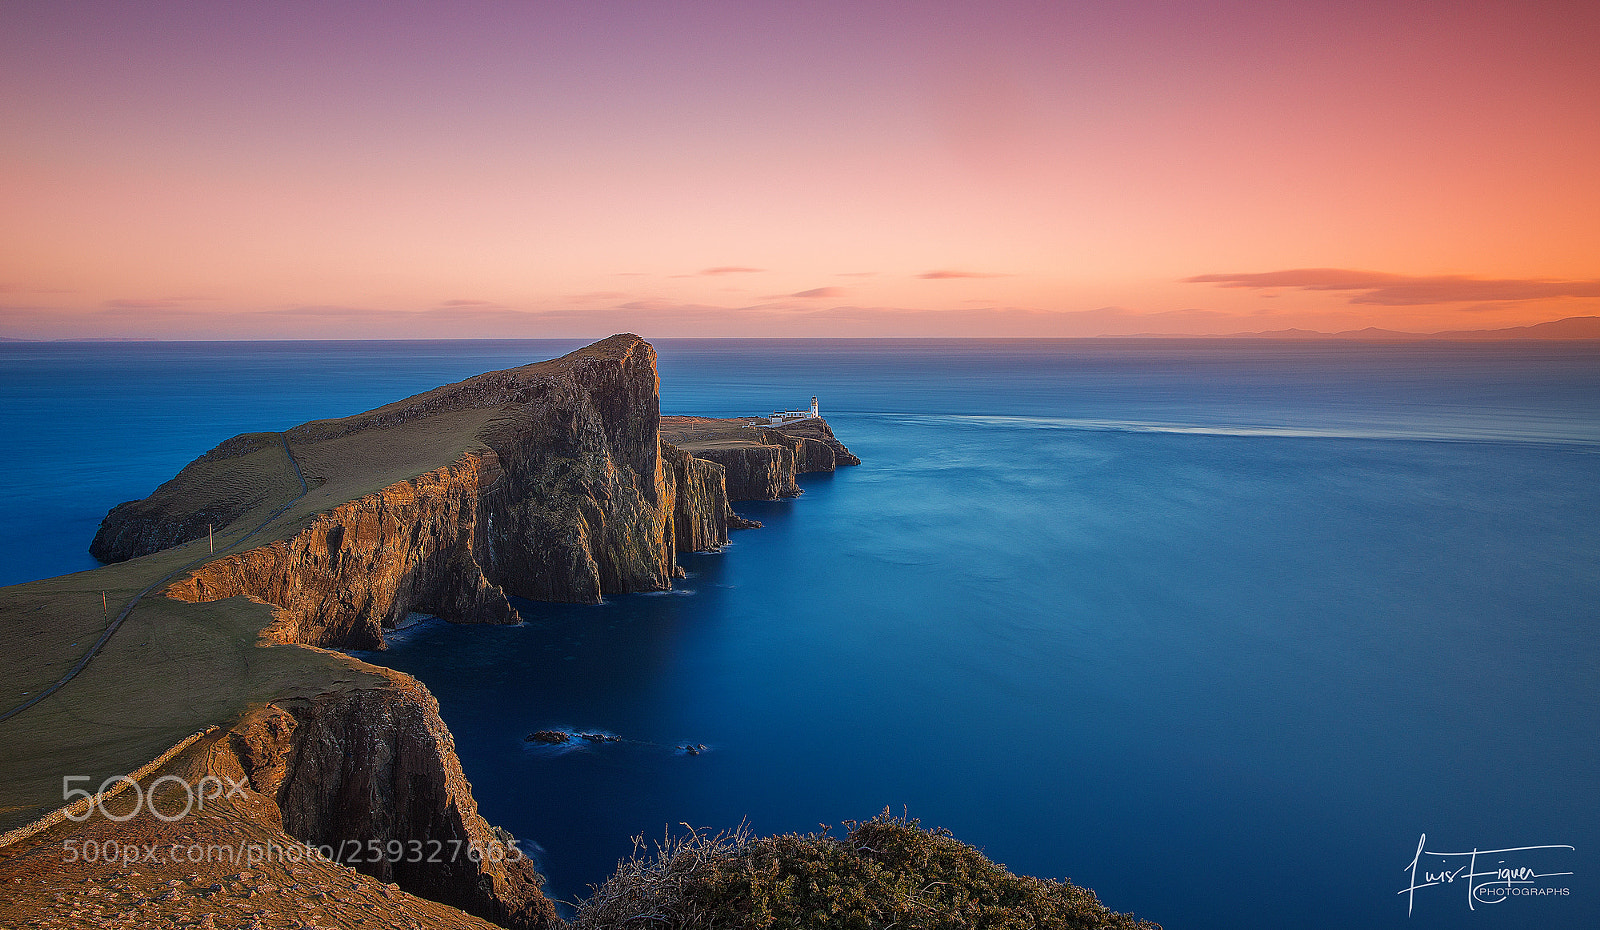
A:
3,339,1597,929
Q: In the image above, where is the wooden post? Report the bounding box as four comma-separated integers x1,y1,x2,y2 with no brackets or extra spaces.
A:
208,523,214,554
102,592,108,623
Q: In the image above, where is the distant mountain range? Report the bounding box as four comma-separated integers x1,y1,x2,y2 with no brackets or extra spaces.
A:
1124,315,1600,341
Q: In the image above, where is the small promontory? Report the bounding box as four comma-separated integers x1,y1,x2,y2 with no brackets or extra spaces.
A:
660,415,859,500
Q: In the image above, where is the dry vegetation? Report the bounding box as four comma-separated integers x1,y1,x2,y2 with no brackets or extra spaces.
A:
576,811,1160,930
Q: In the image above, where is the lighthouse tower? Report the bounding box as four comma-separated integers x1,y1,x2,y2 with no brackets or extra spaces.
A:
762,396,823,426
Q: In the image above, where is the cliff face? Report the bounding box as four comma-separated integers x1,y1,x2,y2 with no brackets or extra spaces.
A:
695,441,801,501
227,669,561,929
167,455,513,650
159,335,741,650
662,443,735,552
779,418,863,472
473,348,673,604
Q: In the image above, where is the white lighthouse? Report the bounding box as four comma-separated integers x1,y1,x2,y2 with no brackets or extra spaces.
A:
763,396,822,426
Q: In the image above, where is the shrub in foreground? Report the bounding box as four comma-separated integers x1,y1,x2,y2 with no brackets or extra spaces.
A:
575,810,1160,930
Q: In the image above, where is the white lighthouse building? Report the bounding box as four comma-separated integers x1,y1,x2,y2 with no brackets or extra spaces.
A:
765,396,820,426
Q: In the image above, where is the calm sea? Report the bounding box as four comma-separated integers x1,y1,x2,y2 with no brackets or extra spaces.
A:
3,339,1597,929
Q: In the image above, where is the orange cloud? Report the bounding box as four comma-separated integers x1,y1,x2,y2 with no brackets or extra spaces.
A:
104,296,220,310
1186,269,1600,306
106,298,182,310
918,270,1010,280
791,287,846,299
699,266,766,276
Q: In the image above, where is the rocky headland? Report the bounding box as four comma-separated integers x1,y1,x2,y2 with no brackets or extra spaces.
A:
1,335,863,929
92,337,857,654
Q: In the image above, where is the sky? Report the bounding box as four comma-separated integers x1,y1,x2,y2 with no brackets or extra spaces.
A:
3,0,1598,339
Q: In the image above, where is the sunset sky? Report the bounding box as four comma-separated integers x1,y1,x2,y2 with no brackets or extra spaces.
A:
3,1,1598,339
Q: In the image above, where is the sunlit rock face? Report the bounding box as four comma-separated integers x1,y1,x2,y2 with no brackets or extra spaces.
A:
228,668,563,929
